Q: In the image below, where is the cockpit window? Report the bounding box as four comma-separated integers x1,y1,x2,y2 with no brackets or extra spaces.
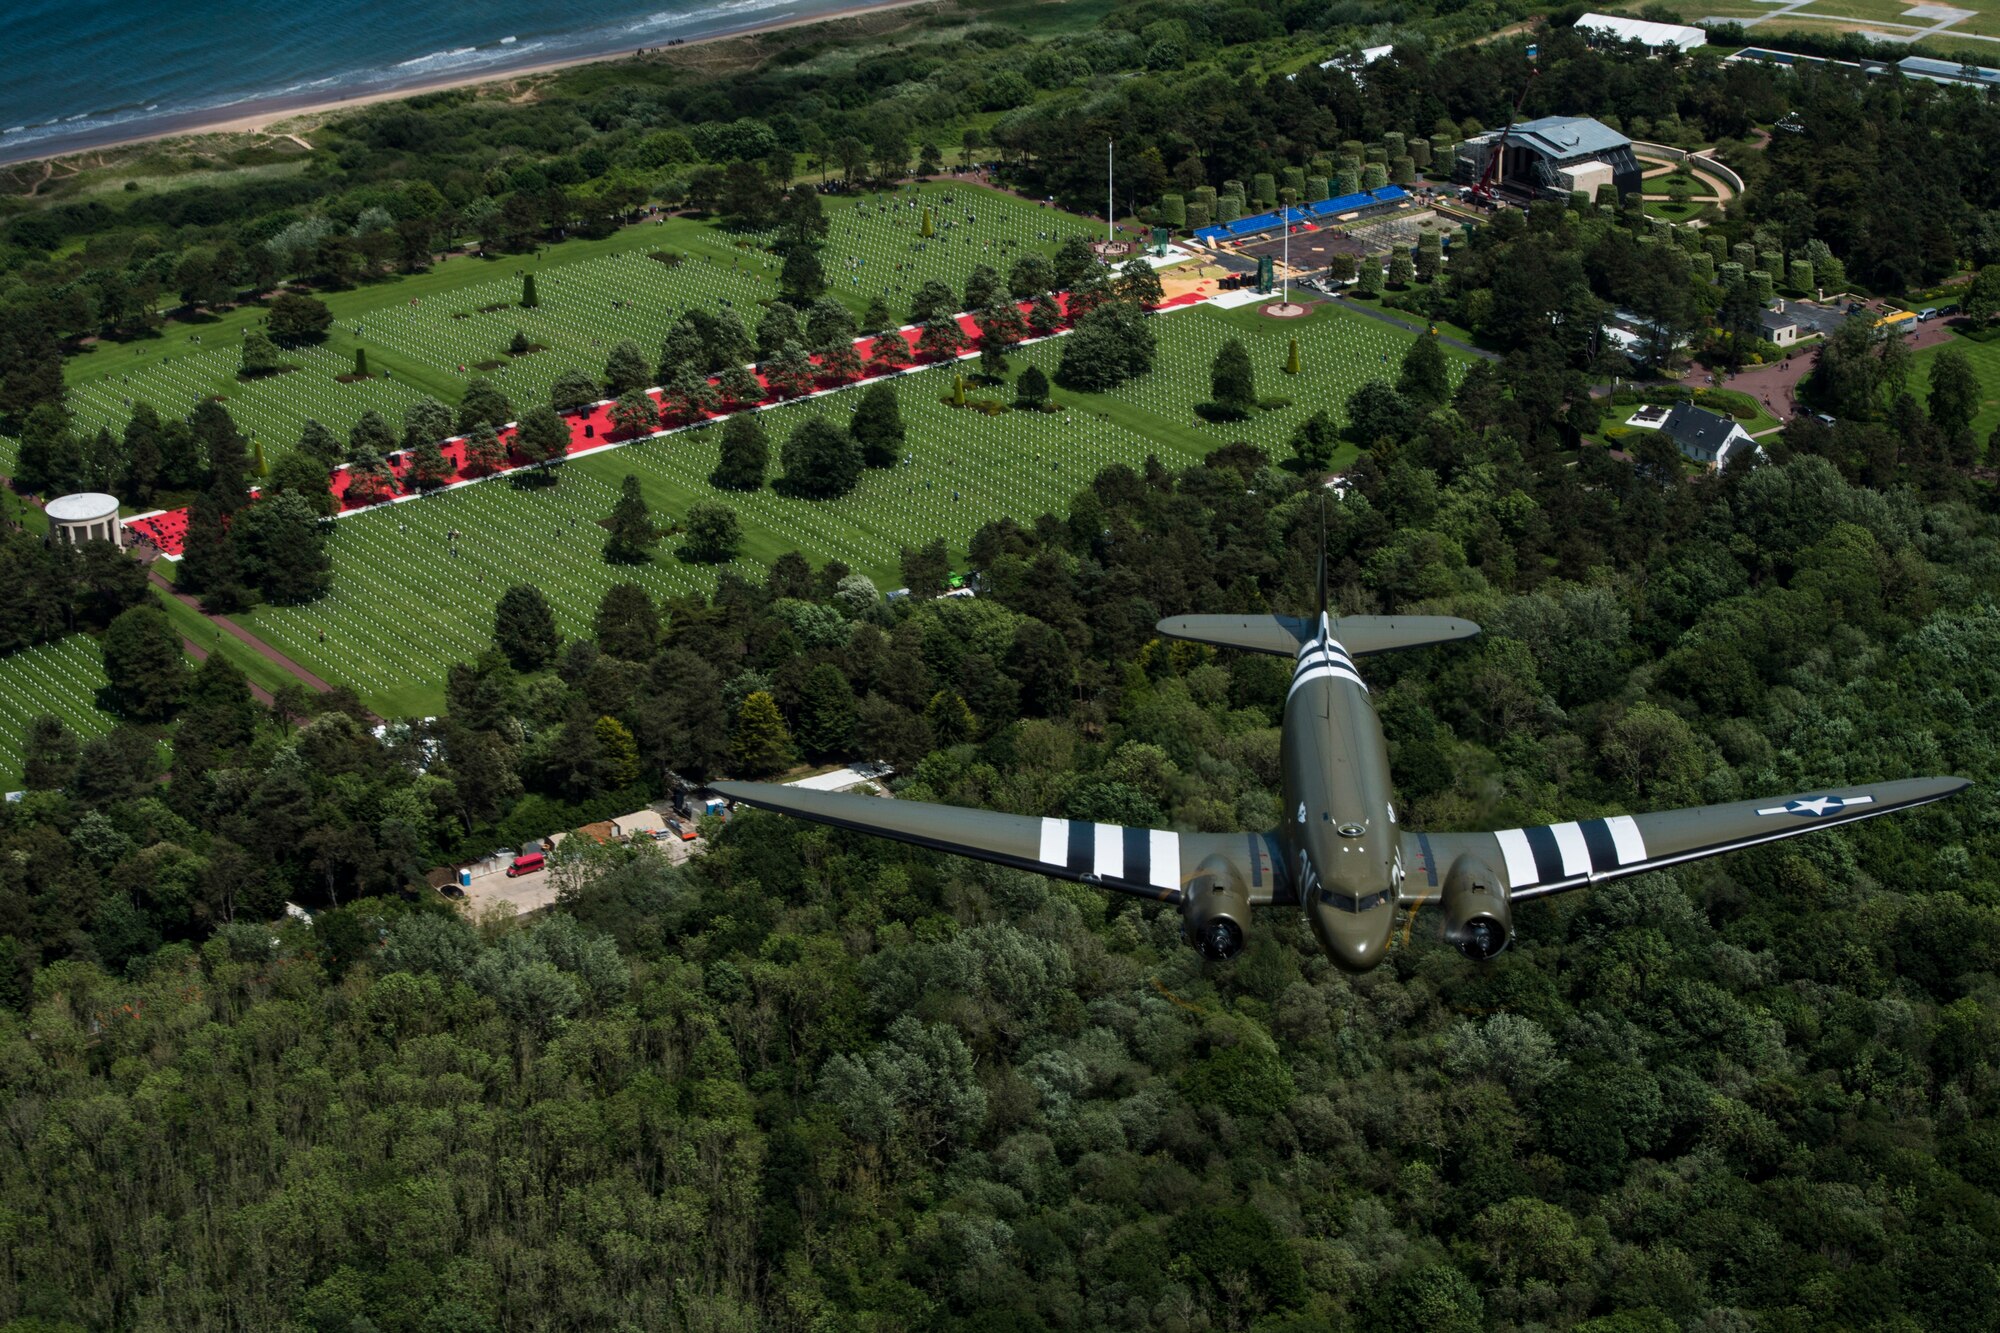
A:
1317,885,1393,913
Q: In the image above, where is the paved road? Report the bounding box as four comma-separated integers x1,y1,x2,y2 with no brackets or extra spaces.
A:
1330,296,1498,362
1713,317,1957,422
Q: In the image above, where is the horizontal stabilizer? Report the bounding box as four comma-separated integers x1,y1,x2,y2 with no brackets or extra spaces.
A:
1156,614,1480,657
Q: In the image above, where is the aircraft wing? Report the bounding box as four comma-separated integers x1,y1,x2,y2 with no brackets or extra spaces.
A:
710,781,1288,905
1400,776,1970,904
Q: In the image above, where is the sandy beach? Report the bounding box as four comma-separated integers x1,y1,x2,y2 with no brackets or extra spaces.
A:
0,0,942,168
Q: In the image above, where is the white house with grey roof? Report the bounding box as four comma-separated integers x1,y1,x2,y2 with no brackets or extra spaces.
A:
1658,403,1754,469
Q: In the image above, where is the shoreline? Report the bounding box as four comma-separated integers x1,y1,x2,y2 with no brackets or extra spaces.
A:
0,0,942,170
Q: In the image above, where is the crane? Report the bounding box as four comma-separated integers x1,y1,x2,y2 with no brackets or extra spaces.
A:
1466,53,1540,207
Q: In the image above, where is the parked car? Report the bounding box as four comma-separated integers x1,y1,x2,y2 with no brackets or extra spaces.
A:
666,817,697,841
1814,412,1837,426
1918,307,1939,322
506,850,546,877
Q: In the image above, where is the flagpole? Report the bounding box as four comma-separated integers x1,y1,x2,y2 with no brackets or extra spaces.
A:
1107,140,1114,248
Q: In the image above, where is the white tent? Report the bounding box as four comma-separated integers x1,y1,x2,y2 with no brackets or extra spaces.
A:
1575,13,1707,53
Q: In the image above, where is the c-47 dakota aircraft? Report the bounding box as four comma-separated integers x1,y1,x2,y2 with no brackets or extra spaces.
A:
716,571,1969,972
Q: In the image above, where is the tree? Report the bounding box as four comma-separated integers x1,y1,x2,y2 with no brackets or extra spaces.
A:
779,418,862,499
1388,247,1416,287
975,302,1028,378
1928,345,1980,445
177,485,243,608
758,302,804,360
753,339,809,401
192,399,251,508
604,474,657,563
1398,334,1451,408
1345,379,1411,445
1353,257,1382,297
963,264,1004,313
550,368,600,414
1286,337,1301,375
850,382,906,467
1053,235,1100,291
900,538,950,598
924,690,975,745
515,405,571,470
680,501,741,562
457,378,513,434
494,585,560,671
1010,253,1055,299
712,413,769,490
463,422,508,475
595,715,642,788
1209,338,1257,417
817,336,864,385
101,606,186,721
796,663,857,759
867,326,913,375
917,315,967,363
1291,410,1339,471
806,296,857,350
909,279,958,326
779,245,826,305
1015,365,1051,408
521,272,539,308
717,362,764,408
603,340,651,397
13,403,79,495
233,490,331,604
609,389,660,439
267,292,332,341
593,583,659,661
1029,293,1065,338
1057,301,1156,391
733,690,793,775
268,450,336,515
296,418,343,469
112,403,164,505
1118,257,1165,308
660,366,718,424
240,330,285,377
1963,264,2000,327
20,714,79,791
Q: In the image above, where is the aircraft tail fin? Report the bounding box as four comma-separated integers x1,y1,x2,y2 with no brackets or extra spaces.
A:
1317,496,1330,628
1156,613,1481,657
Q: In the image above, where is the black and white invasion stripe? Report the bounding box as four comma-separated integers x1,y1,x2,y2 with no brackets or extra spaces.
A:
1290,633,1367,697
1493,816,1647,889
1038,818,1181,892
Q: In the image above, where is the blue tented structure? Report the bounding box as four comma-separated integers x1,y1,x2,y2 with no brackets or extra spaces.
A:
1191,186,1409,245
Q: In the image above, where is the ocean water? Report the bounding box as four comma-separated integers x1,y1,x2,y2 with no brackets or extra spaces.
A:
0,0,854,164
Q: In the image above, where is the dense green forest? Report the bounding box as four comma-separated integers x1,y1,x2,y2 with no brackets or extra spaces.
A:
5,409,2000,1331
3,2,2000,1330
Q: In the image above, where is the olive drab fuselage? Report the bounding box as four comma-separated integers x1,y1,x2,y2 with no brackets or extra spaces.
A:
1280,616,1401,972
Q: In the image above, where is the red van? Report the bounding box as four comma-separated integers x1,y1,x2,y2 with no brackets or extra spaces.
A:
506,850,546,877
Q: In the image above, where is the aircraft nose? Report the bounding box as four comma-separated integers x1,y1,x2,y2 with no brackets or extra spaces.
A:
1309,900,1394,973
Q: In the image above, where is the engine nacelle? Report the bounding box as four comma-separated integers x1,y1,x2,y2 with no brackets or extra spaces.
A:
1441,854,1512,961
1180,865,1250,962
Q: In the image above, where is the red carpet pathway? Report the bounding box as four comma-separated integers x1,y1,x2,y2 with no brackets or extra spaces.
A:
127,290,1204,557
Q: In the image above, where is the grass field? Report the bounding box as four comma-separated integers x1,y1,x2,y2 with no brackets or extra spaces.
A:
203,298,1466,716
57,182,1103,468
1912,331,2000,446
